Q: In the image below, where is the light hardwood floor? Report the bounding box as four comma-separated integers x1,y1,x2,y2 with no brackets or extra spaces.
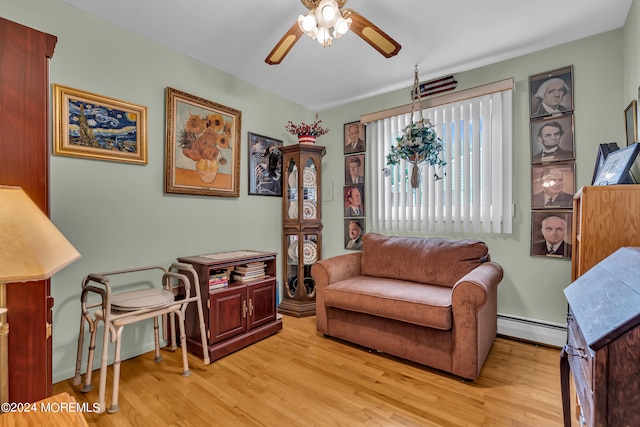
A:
54,315,567,426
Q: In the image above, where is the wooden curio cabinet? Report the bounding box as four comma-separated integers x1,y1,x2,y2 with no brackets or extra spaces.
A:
280,144,325,317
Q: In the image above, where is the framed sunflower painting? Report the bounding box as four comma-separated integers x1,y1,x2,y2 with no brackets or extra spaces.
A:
165,87,242,197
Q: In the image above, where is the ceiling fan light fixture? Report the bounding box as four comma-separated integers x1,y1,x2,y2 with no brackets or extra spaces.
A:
316,0,339,27
265,0,401,65
320,2,337,21
333,16,351,37
299,12,317,33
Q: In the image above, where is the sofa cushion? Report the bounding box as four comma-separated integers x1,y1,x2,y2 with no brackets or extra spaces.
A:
324,276,452,330
360,233,489,288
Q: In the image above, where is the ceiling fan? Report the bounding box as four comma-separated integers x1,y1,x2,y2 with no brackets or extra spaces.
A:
265,0,401,65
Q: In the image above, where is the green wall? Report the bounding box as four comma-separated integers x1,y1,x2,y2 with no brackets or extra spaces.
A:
1,0,637,383
1,0,316,382
320,29,626,329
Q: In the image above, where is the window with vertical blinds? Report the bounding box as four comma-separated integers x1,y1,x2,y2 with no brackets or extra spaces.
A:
365,85,513,234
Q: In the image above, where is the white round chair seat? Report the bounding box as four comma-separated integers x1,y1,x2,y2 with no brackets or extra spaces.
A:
110,288,175,312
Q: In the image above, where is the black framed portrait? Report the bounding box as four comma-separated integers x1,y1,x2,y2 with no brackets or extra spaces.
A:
344,121,365,154
531,211,573,259
591,142,620,184
593,142,640,186
344,184,364,217
530,115,575,164
531,162,575,209
344,218,365,250
248,132,283,196
344,154,365,185
529,66,574,119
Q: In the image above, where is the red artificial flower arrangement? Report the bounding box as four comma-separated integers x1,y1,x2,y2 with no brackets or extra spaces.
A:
285,114,329,137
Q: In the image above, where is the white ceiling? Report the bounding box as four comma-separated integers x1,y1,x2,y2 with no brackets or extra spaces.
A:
60,0,632,111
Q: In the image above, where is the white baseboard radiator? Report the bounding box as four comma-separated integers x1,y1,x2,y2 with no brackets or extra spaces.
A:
497,313,567,347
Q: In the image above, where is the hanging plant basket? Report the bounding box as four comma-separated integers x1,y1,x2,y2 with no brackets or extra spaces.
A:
384,67,446,188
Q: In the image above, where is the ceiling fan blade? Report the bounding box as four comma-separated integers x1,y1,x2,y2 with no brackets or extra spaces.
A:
265,21,304,65
343,9,401,58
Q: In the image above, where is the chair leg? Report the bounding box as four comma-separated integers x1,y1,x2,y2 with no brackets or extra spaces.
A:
195,295,211,365
81,317,99,393
107,325,125,414
175,311,191,377
73,311,87,387
153,316,162,362
96,318,111,414
169,312,177,351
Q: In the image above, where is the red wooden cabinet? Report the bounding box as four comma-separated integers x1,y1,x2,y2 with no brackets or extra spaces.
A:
0,17,57,403
178,250,282,362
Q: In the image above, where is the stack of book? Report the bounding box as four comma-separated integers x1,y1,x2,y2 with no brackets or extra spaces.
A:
231,262,267,282
208,270,229,291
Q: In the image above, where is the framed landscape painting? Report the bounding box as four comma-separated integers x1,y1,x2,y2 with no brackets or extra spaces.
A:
165,87,242,197
53,84,147,164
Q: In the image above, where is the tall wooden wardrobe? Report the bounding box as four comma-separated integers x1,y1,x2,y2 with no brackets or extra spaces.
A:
0,17,58,403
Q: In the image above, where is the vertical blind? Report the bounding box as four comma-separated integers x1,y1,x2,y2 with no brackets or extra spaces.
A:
366,88,512,234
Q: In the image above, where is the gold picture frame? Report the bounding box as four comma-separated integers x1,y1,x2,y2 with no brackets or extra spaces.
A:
624,99,638,146
165,87,241,197
53,84,147,164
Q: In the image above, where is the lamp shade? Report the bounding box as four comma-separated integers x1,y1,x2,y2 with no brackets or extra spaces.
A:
0,186,80,282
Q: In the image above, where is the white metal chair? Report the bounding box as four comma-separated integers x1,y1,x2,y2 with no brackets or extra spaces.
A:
73,262,209,414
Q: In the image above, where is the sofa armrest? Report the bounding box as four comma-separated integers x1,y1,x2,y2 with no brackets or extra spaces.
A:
311,252,362,334
450,261,503,380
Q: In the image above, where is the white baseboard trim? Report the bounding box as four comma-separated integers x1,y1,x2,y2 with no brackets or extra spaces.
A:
497,313,567,347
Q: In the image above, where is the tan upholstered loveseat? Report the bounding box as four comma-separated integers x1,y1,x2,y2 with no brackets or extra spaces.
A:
311,233,503,380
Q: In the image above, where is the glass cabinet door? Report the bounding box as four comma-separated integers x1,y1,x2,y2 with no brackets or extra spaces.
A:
286,159,298,220
285,232,318,299
302,157,318,220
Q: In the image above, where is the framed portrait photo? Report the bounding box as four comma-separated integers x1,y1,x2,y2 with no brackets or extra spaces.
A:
531,162,575,209
531,211,573,259
529,65,574,119
165,87,241,197
593,142,640,185
344,121,365,154
624,100,638,146
591,142,620,184
344,218,365,250
344,154,365,185
52,83,147,164
343,184,364,217
248,132,283,197
530,115,575,164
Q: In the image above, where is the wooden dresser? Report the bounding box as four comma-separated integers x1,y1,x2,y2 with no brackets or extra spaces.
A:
560,247,640,427
571,185,640,281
